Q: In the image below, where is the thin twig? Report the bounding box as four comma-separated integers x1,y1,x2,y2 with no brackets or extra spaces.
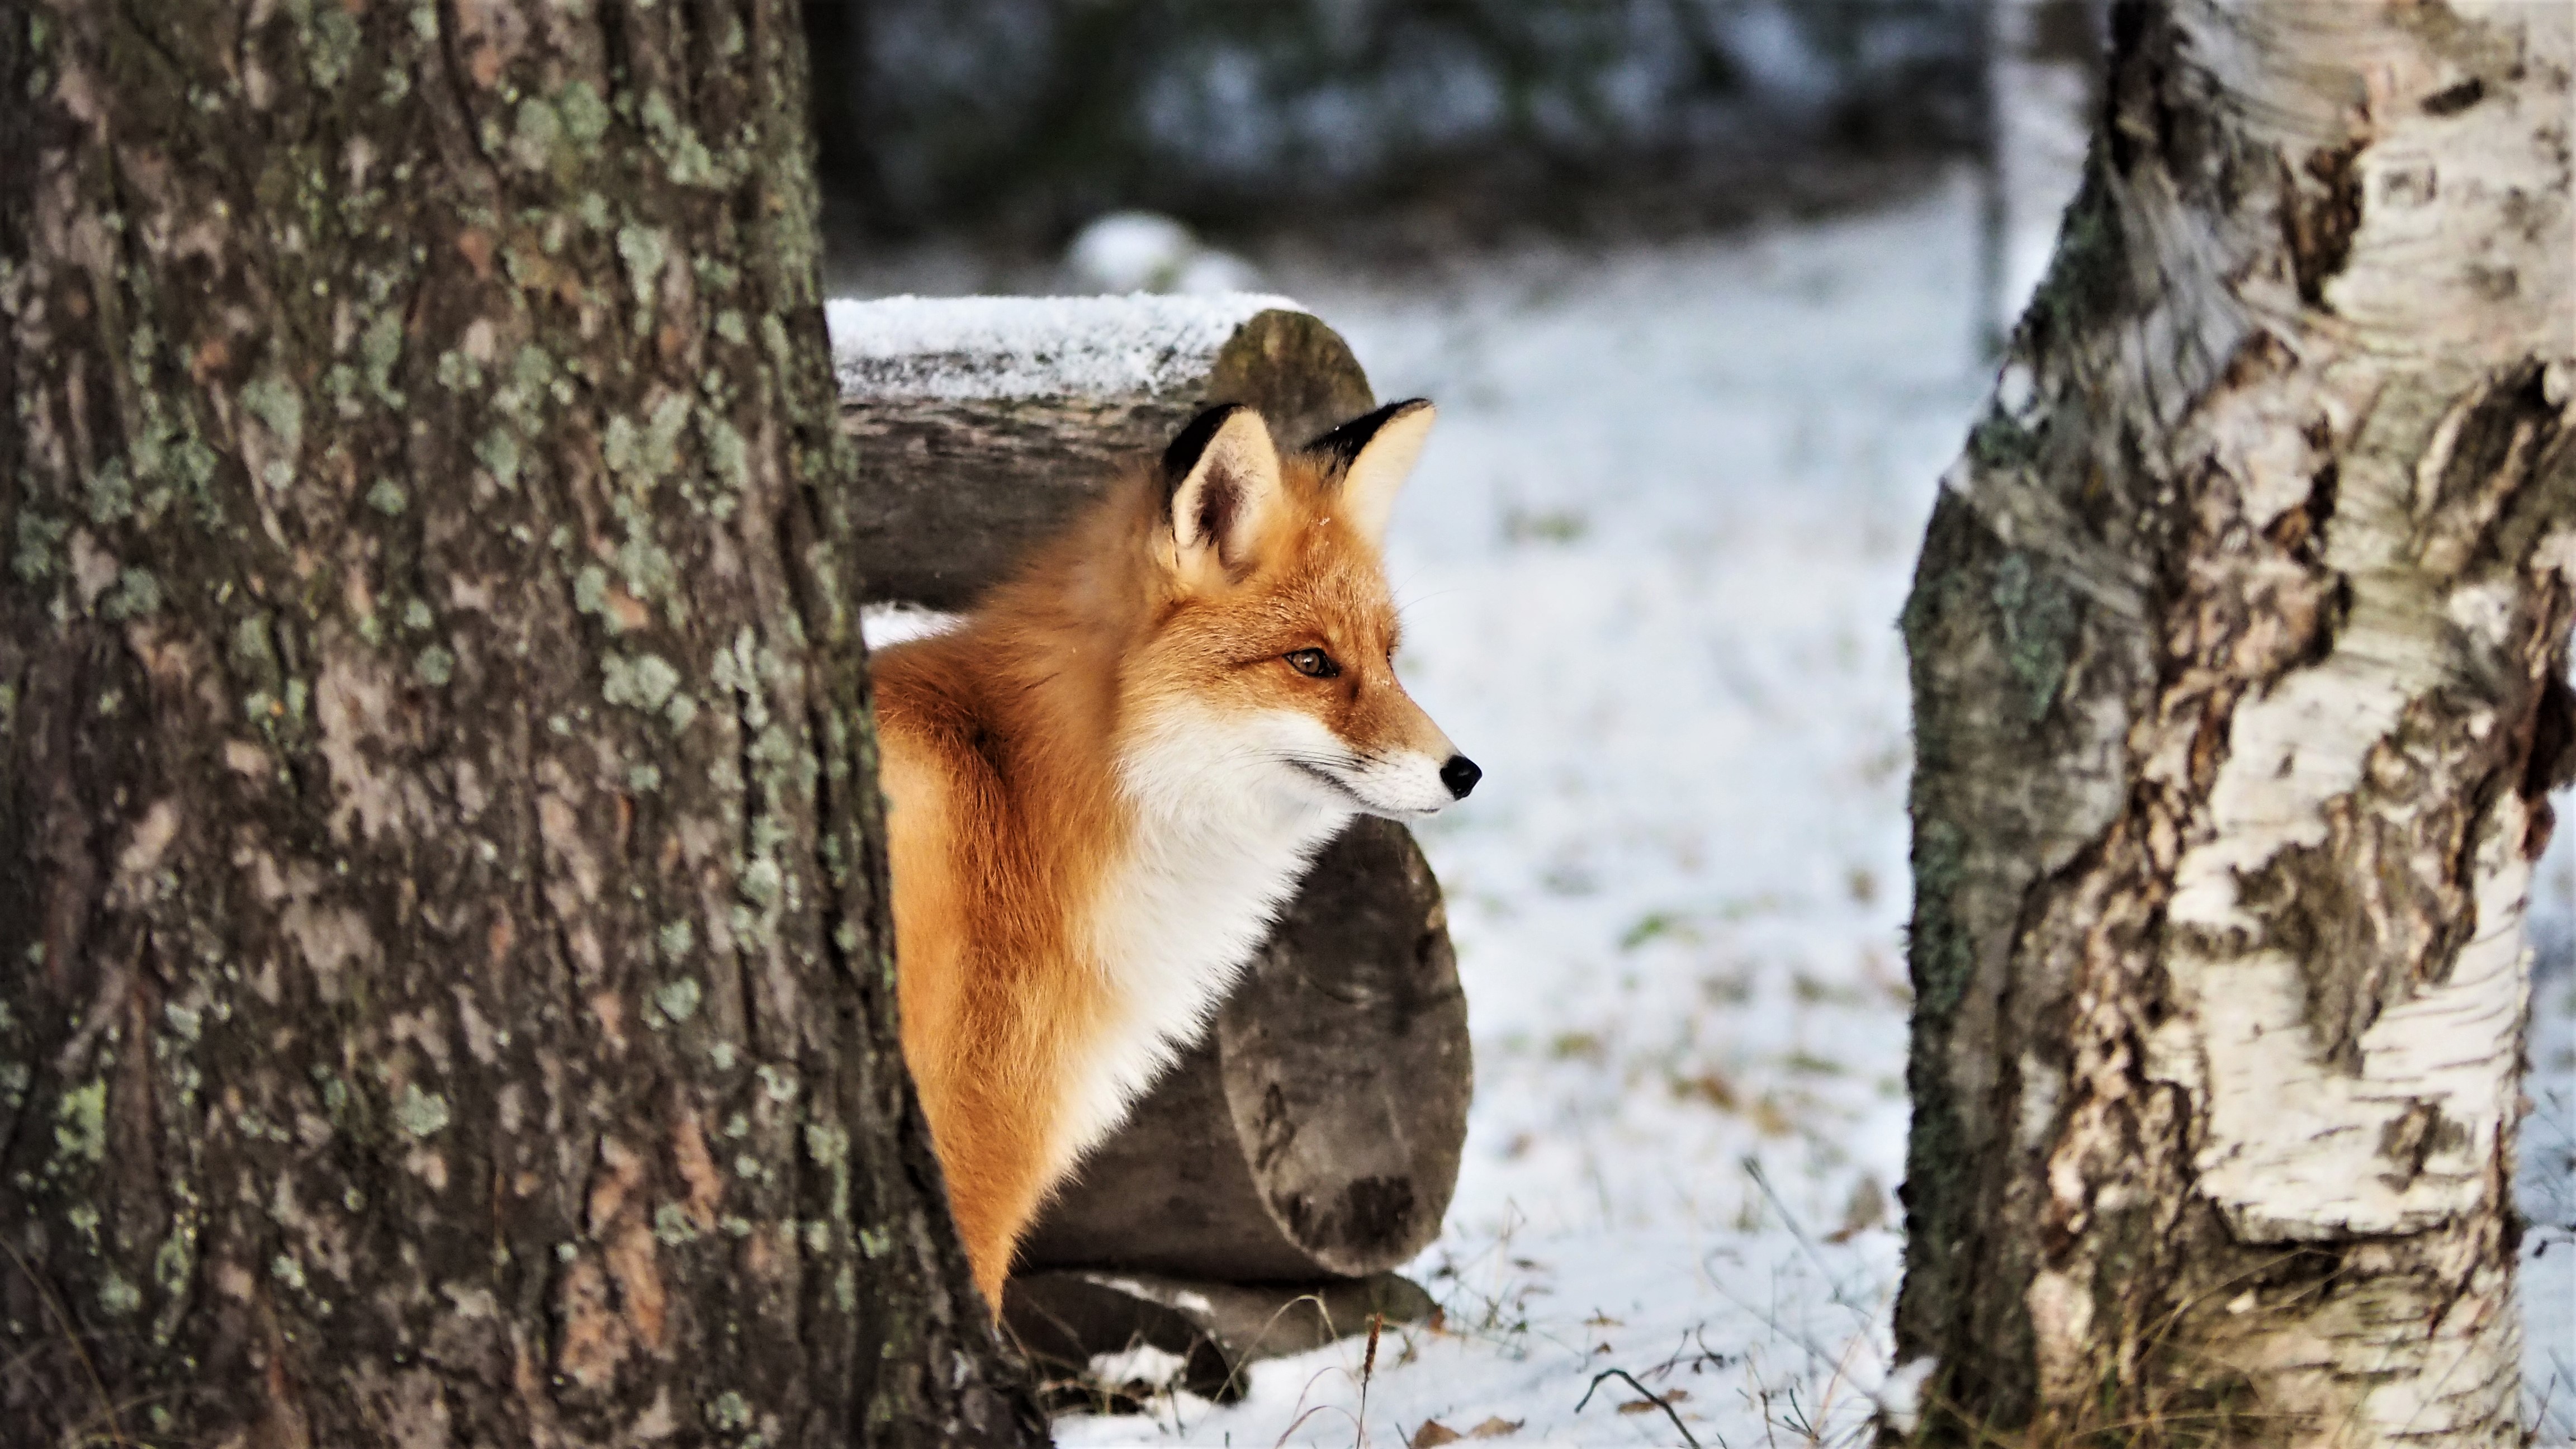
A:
1353,1313,1383,1448
1577,1366,1712,1449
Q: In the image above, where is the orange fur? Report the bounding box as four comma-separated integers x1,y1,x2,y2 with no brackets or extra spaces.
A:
871,402,1472,1309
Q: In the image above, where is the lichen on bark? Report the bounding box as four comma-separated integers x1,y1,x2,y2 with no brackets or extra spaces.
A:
0,2,1041,1443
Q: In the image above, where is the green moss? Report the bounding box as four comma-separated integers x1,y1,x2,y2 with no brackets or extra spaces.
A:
1966,411,2040,474
55,1078,107,1162
654,1202,699,1246
475,427,520,489
394,1083,451,1138
105,567,162,621
508,344,556,405
640,90,721,186
361,310,406,402
151,1223,196,1338
13,513,67,582
307,7,362,89
559,80,610,149
366,480,408,515
437,349,484,392
659,919,694,960
612,522,678,604
2025,146,2129,347
616,225,669,310
708,1391,752,1431
414,645,455,687
654,977,702,1024
87,458,134,524
602,652,681,713
240,373,305,485
98,1271,141,1318
1988,551,2078,723
573,565,611,622
510,96,564,172
1910,818,1973,1021
702,413,750,493
803,1121,852,1227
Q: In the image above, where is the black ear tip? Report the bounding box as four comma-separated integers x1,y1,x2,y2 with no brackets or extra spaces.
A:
1162,404,1251,480
1304,397,1436,463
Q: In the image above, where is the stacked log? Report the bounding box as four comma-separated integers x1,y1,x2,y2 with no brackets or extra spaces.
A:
831,294,1471,1396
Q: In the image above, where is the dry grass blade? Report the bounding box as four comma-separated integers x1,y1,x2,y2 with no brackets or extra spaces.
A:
1576,1366,1706,1448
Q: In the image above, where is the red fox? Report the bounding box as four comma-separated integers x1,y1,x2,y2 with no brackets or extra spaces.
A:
869,399,1479,1306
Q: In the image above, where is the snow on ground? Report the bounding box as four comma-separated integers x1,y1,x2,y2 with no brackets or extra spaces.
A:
1019,173,2575,1446
1049,179,1973,1447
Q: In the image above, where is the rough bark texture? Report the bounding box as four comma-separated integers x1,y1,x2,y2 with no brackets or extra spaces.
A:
0,3,1041,1444
1896,2,2576,1444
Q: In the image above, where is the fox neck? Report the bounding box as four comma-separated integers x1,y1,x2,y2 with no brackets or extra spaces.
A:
1053,709,1353,1172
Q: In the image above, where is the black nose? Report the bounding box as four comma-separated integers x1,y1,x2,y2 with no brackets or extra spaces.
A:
1439,755,1481,799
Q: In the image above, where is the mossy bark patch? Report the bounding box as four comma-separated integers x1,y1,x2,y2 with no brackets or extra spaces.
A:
0,3,1041,1443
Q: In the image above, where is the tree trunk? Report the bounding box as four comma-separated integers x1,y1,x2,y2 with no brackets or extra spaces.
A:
0,3,1041,1445
1897,2,2574,1443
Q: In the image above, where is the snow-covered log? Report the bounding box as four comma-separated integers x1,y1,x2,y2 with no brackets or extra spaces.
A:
829,295,1375,609
1898,2,2575,1442
828,296,1466,1343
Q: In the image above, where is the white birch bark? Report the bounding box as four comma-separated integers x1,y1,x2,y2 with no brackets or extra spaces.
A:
1897,2,2576,1442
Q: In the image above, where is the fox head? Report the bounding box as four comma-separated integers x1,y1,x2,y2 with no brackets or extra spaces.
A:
1117,399,1479,824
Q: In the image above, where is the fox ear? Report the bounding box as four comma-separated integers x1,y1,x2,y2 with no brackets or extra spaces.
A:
1308,399,1434,544
1161,404,1285,585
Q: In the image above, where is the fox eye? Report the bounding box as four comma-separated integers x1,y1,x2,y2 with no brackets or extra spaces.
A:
1284,648,1339,678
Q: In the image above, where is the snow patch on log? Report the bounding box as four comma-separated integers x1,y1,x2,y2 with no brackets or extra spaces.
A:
826,293,1306,401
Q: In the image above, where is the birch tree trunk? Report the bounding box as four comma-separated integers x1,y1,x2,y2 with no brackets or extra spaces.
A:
1897,2,2575,1443
0,3,1040,1444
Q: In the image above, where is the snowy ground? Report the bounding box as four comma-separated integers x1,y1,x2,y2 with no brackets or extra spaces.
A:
843,169,2576,1445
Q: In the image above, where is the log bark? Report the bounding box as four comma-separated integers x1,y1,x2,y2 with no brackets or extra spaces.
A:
1896,2,2575,1443
1006,1267,1432,1404
834,296,1376,610
829,295,1474,1287
0,3,1041,1445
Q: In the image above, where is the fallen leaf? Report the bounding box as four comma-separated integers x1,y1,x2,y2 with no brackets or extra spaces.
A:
1411,1420,1463,1448
1467,1417,1524,1439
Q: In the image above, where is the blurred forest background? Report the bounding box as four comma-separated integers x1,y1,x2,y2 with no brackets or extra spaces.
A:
801,0,2007,255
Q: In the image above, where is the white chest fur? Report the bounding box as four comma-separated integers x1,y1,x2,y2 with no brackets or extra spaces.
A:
1053,709,1352,1175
